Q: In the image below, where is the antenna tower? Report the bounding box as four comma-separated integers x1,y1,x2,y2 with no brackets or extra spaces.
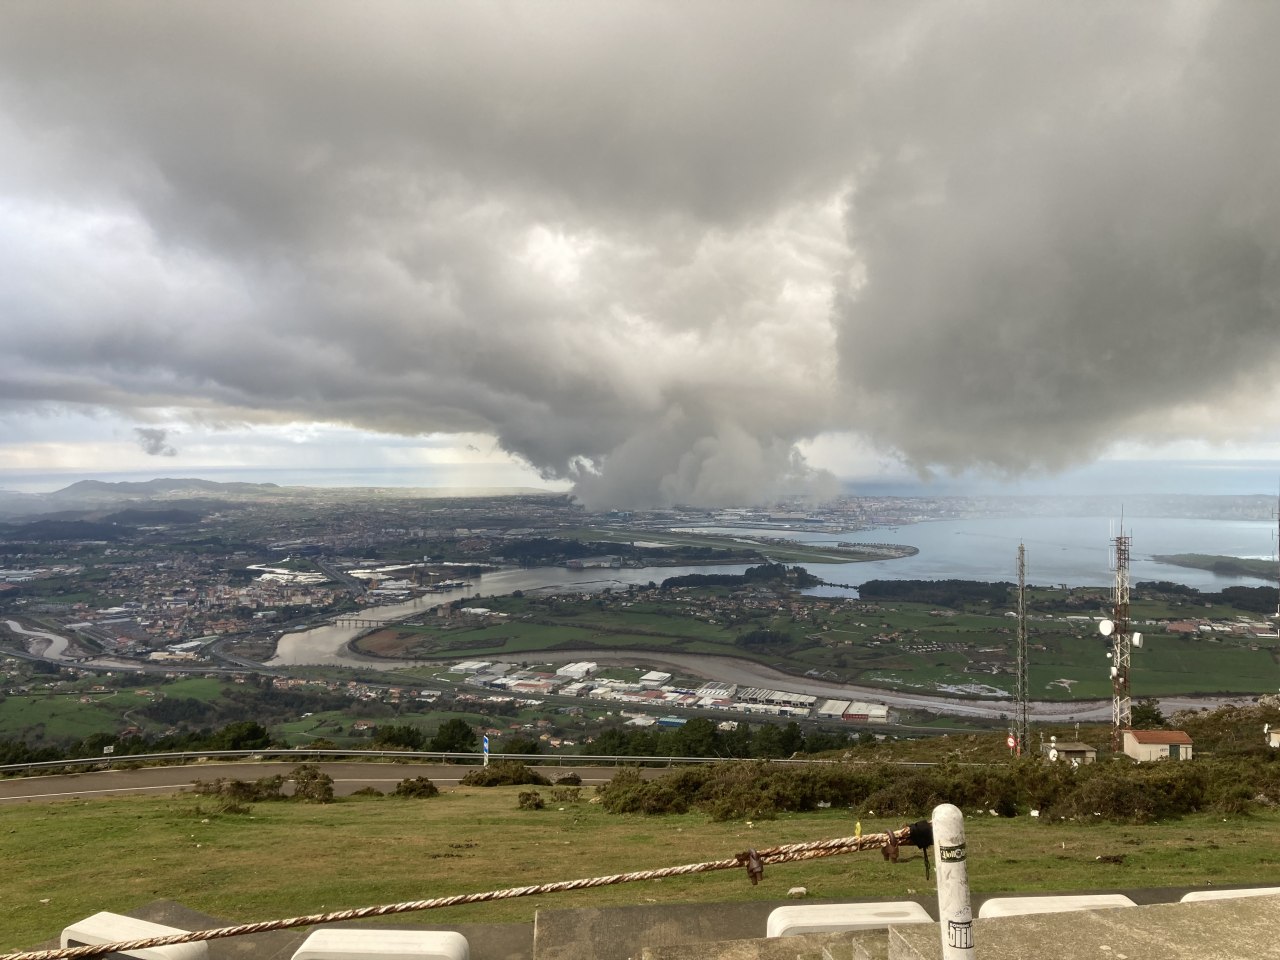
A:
1108,528,1132,752
1016,543,1029,755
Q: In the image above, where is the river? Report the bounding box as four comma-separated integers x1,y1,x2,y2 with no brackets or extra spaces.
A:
269,513,1276,673
2,619,72,658
681,516,1278,592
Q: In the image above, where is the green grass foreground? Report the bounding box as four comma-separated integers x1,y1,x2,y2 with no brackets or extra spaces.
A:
5,786,1280,950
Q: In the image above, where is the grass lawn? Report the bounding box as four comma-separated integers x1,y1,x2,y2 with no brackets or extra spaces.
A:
0,691,151,742
4,783,1280,950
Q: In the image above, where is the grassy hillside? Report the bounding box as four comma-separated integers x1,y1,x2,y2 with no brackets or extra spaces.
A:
5,781,1280,950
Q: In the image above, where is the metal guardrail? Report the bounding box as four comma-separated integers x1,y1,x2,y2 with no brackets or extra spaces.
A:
0,748,943,776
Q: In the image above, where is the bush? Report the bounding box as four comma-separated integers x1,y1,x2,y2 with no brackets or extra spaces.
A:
550,787,581,803
554,772,583,786
350,786,384,798
190,774,285,803
394,776,441,799
460,762,551,787
518,790,545,810
289,764,334,804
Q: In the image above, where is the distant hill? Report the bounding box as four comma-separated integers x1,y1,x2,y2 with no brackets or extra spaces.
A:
103,507,205,525
49,478,281,499
4,519,129,541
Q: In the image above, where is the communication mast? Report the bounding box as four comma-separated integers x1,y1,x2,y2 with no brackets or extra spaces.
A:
1102,526,1133,753
1015,543,1029,755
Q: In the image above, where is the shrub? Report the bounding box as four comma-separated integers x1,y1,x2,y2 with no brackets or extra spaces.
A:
550,787,581,803
460,762,550,787
394,777,440,799
289,764,334,804
554,772,583,786
190,775,285,803
350,786,384,798
518,790,545,810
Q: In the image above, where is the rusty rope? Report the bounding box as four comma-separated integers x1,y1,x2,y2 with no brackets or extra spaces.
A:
2,827,910,960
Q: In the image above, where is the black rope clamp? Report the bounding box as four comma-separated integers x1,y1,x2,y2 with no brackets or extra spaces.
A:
737,849,765,885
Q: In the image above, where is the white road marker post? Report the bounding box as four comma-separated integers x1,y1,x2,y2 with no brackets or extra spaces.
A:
933,803,975,960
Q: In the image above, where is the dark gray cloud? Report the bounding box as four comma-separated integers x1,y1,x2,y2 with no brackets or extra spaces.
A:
0,2,1277,505
134,427,176,457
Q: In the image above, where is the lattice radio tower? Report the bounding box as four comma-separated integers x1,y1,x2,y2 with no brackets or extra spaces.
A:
1015,543,1029,755
1105,528,1133,753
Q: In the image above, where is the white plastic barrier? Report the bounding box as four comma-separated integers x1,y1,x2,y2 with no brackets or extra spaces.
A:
766,902,933,937
977,894,1136,919
1181,887,1280,903
291,929,469,960
61,912,208,960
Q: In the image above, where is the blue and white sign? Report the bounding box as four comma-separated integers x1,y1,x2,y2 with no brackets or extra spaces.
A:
483,734,490,766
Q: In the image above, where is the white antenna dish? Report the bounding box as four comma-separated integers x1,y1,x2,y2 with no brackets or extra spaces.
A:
1133,632,1143,648
1106,651,1112,659
1049,748,1059,762
1110,666,1118,678
1099,619,1114,637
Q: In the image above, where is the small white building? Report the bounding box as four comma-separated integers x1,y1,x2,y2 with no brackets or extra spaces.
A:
640,671,672,687
556,661,598,680
844,701,890,723
1123,729,1193,762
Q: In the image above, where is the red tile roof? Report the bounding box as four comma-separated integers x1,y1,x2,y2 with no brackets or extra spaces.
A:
1125,729,1193,745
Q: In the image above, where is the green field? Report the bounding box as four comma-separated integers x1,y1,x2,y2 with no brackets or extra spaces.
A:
1152,554,1279,582
3,782,1279,950
356,591,1280,700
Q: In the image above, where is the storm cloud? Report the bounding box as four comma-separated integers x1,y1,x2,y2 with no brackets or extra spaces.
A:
134,427,177,457
1,2,1277,505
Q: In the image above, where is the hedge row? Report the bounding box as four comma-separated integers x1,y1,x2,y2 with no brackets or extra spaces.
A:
596,754,1280,823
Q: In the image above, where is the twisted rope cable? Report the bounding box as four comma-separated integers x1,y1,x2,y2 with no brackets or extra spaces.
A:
2,827,911,960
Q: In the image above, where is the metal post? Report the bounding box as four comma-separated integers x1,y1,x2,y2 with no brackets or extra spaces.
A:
933,803,975,960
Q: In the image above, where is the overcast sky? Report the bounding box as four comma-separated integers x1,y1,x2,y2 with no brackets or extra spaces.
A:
1,2,1278,505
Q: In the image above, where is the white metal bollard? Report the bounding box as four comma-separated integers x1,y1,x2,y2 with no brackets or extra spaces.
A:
933,803,975,960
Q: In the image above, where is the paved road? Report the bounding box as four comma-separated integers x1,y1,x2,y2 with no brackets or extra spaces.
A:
0,762,642,804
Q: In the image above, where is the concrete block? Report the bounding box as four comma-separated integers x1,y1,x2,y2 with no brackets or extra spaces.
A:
889,895,1280,960
1180,886,1280,902
61,911,208,960
291,929,468,960
767,903,933,937
976,894,1135,919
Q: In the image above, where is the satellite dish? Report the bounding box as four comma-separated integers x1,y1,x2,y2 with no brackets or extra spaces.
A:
1133,632,1143,648
1110,666,1118,678
1049,748,1059,762
1106,651,1112,659
1099,620,1114,637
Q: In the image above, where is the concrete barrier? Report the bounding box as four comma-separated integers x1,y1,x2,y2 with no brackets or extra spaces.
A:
291,929,469,960
977,894,1136,918
1180,886,1280,903
765,902,932,937
61,912,208,960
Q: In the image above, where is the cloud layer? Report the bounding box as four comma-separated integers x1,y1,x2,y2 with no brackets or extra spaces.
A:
1,2,1277,505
